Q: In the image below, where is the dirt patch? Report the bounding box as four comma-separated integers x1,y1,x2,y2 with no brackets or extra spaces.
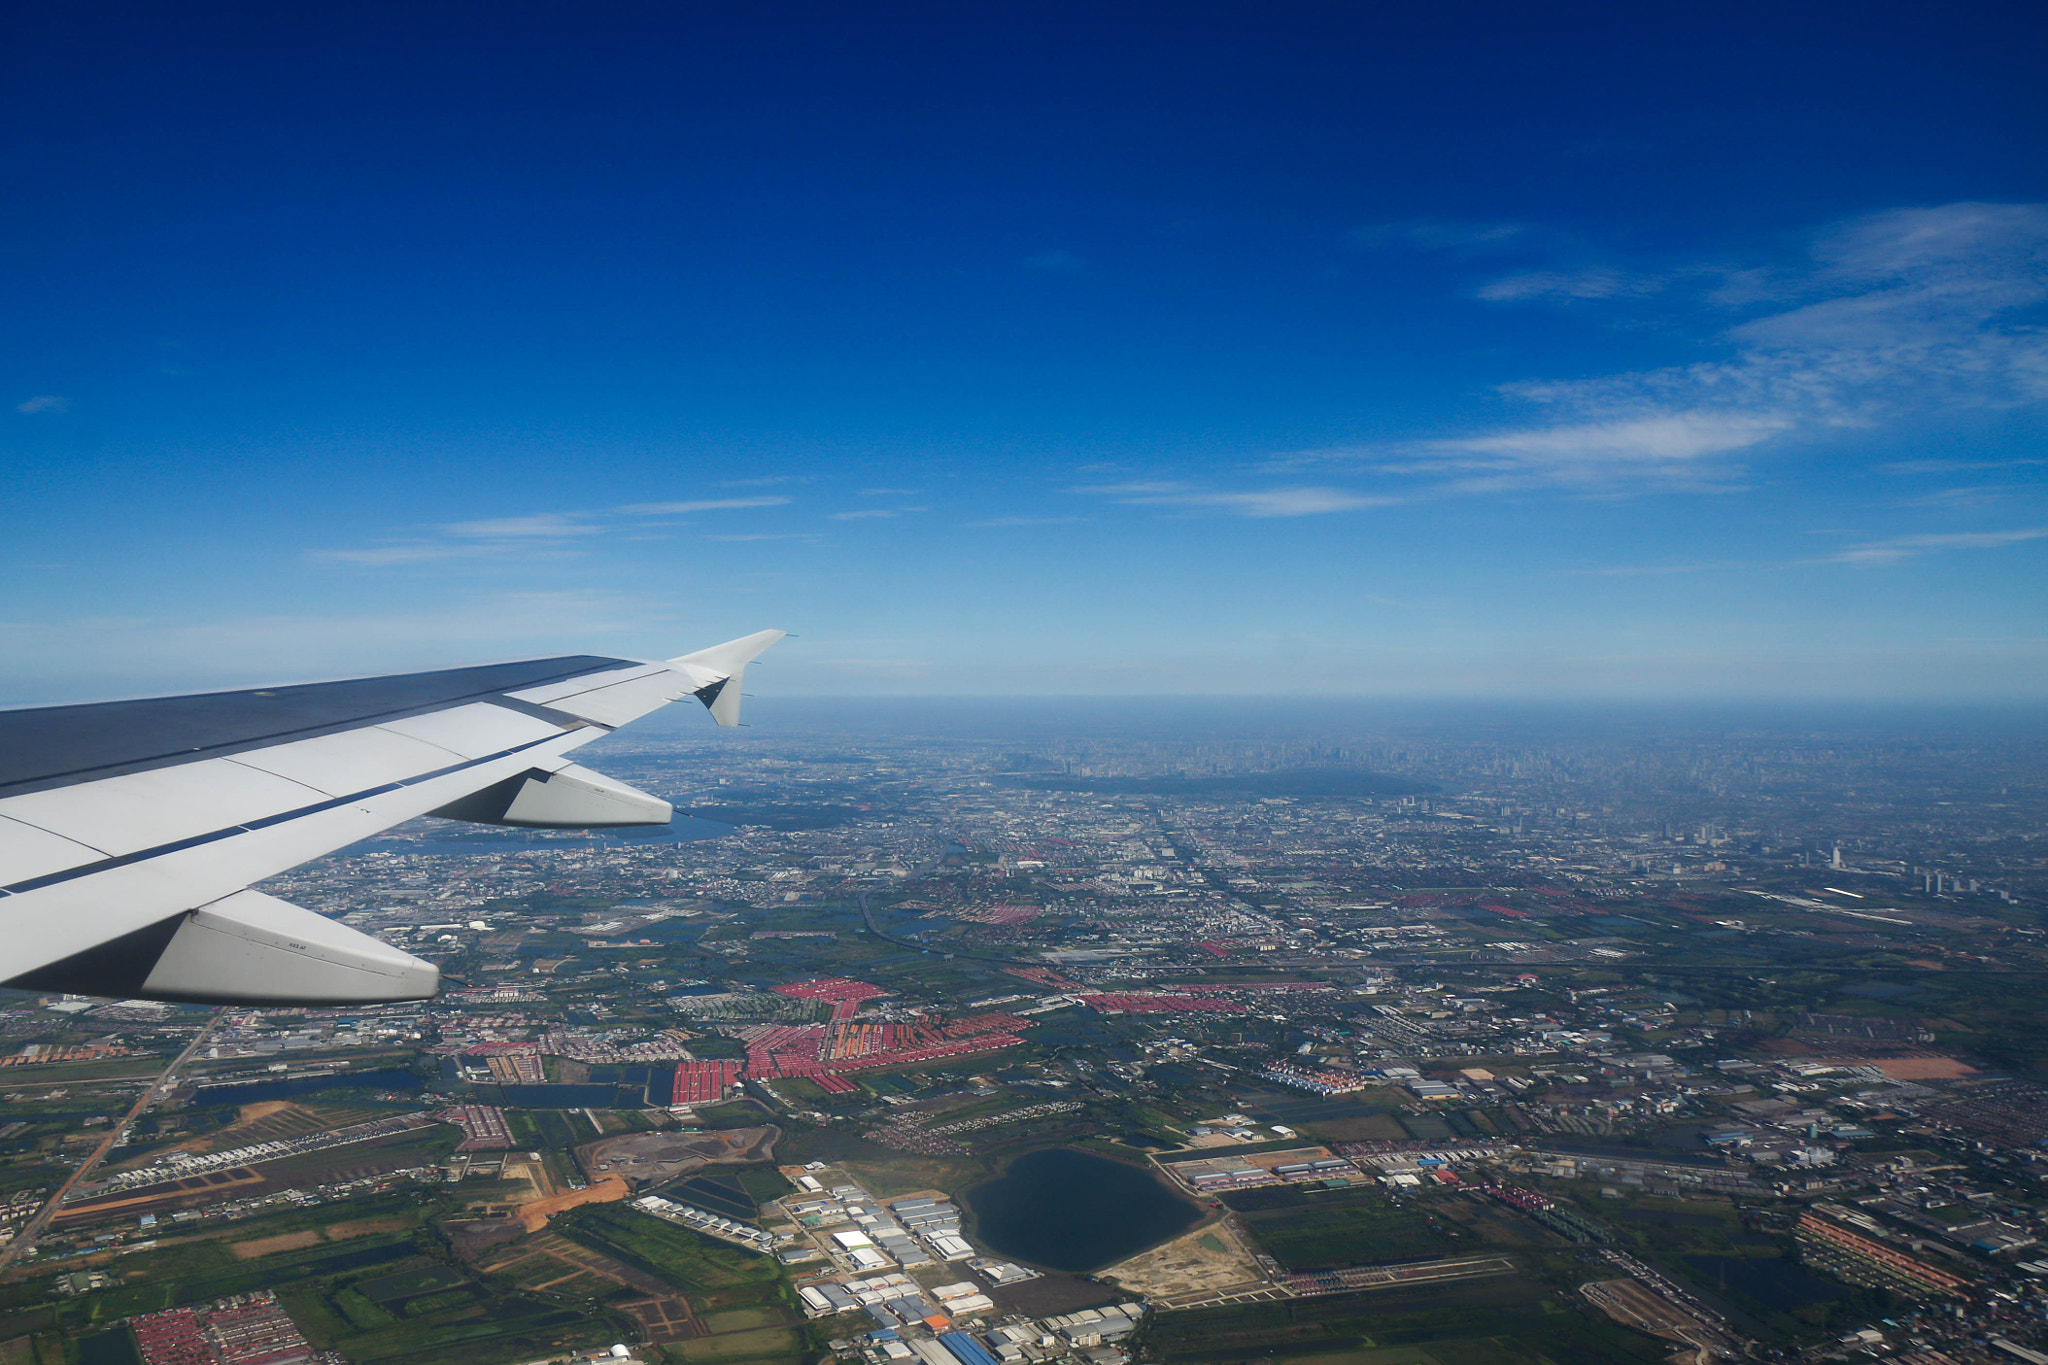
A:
1098,1216,1267,1306
517,1175,630,1231
443,1217,529,1259
229,1230,321,1259
324,1215,411,1240
1755,1038,1814,1056
1871,1057,1976,1080
575,1126,779,1190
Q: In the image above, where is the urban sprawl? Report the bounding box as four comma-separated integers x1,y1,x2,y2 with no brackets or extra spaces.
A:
2,709,2046,1365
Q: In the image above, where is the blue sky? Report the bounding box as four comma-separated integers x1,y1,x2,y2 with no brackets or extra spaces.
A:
4,1,2045,702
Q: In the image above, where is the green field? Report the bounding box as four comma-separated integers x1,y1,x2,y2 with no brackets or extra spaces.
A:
560,1205,779,1287
671,1325,805,1363
0,1191,628,1365
1224,1187,1473,1271
1139,1276,1667,1365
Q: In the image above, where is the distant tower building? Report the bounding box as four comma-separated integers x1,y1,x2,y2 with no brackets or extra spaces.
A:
1830,846,1844,870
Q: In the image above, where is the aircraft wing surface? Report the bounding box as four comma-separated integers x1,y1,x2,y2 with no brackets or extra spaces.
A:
0,631,783,1006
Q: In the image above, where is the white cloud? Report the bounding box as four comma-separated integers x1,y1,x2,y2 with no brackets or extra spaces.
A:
1823,525,2048,566
1880,457,2046,474
318,498,793,567
1400,411,1791,493
15,395,68,414
1306,202,2048,497
1476,268,1656,302
616,497,792,515
308,541,527,566
1079,483,1397,517
442,513,598,538
830,509,900,520
858,487,920,496
966,516,1085,527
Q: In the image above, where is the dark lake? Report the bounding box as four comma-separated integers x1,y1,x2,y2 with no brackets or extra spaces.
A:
966,1148,1199,1272
494,1083,639,1108
192,1068,421,1106
1686,1255,1846,1310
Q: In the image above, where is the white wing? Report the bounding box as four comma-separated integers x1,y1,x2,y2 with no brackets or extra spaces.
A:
0,631,784,1006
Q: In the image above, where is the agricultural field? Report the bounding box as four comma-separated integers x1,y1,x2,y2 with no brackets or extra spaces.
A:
1222,1186,1478,1272
1136,1274,1668,1365
547,1205,807,1365
0,1190,626,1365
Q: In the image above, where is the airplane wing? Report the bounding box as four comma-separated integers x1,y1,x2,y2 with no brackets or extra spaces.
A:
0,630,784,1007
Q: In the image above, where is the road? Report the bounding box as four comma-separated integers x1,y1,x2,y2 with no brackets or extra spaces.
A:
0,1011,222,1277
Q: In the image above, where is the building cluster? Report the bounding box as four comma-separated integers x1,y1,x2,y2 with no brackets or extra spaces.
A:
129,1292,335,1365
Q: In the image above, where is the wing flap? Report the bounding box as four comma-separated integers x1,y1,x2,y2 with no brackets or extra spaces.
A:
428,763,671,828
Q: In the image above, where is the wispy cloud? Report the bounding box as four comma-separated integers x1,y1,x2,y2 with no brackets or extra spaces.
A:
15,395,68,414
830,509,900,520
1880,457,2047,475
858,487,920,496
1475,268,1659,302
318,497,792,567
1822,525,2048,566
1078,483,1397,517
443,513,599,538
1892,485,2020,510
308,541,534,567
1303,202,2048,497
1555,560,1758,577
1392,412,1789,494
616,497,791,515
966,515,1085,527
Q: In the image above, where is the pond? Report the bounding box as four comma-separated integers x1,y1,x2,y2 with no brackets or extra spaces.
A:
191,1068,422,1106
966,1148,1200,1272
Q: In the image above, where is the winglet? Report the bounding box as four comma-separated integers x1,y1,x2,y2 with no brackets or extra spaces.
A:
669,629,786,726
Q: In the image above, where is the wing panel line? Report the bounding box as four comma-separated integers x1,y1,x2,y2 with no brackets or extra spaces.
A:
0,727,577,900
